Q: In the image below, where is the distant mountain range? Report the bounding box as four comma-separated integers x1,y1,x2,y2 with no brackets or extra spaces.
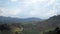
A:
0,16,42,23
0,15,60,31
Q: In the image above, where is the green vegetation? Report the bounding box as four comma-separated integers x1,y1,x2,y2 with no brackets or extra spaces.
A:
43,27,60,34
0,22,60,34
0,15,60,34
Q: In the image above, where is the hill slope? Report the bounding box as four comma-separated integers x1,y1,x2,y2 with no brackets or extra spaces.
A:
36,15,60,31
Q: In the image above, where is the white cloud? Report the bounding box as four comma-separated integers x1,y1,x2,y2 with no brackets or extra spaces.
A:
29,11,38,16
28,9,57,19
22,0,49,7
0,8,22,17
0,0,59,19
46,10,57,17
48,0,55,5
10,0,18,2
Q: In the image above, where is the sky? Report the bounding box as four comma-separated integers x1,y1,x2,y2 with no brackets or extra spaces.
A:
0,0,60,19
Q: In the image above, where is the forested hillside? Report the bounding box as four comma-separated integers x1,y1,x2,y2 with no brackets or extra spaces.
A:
0,15,60,34
36,15,60,31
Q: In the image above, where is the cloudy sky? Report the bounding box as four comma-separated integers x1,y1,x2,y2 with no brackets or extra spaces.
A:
0,0,60,19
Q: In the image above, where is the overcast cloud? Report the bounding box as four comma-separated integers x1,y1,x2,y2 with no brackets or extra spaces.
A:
0,0,60,19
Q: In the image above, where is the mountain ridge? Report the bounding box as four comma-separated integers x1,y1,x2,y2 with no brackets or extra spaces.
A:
0,16,42,23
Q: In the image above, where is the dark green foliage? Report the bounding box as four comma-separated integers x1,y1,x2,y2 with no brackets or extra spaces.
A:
22,23,40,34
0,23,40,34
0,24,10,31
0,23,24,34
43,27,60,34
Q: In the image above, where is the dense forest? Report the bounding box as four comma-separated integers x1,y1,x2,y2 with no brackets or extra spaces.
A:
0,15,60,34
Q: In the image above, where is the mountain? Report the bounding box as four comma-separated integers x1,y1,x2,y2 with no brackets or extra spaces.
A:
36,15,60,31
0,16,42,23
